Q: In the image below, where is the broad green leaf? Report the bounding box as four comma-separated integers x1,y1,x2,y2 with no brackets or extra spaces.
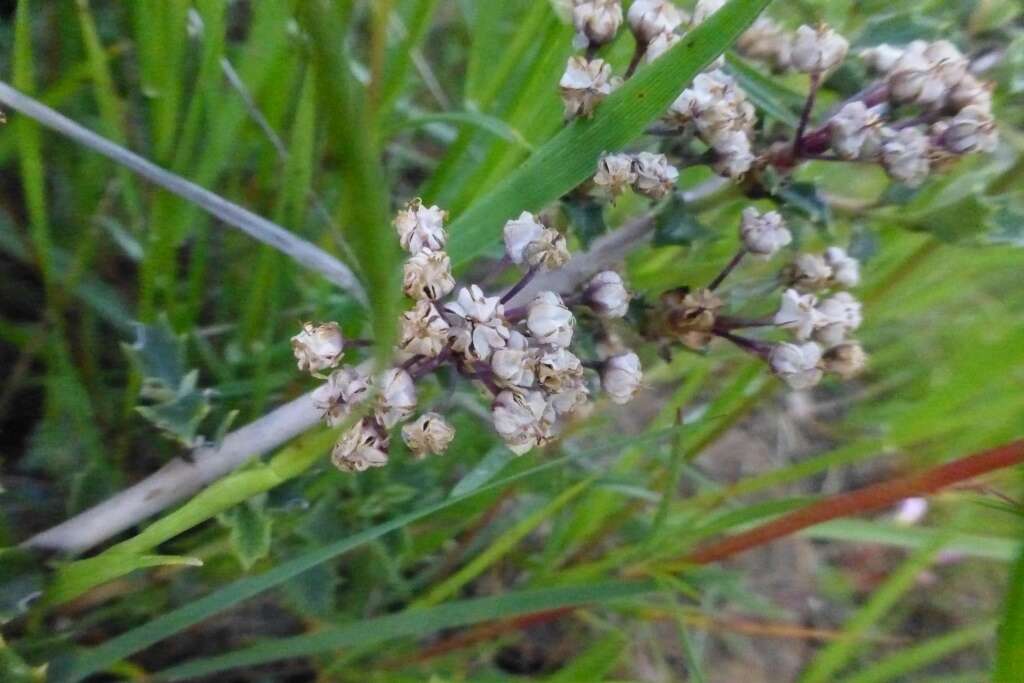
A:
994,542,1024,682
47,554,202,606
158,581,657,680
444,0,773,270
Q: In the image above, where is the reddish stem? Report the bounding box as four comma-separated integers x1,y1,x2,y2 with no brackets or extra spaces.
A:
708,249,747,291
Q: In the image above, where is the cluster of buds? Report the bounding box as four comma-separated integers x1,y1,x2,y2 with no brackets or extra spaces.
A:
593,151,679,201
292,200,643,470
643,206,867,390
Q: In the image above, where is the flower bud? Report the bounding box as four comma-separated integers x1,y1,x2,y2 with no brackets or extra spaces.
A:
824,247,860,288
949,74,993,112
659,287,723,350
829,101,882,161
924,40,968,89
399,299,450,358
376,368,418,429
601,351,642,404
572,0,623,49
770,342,824,390
527,291,575,348
332,418,389,472
888,51,945,106
627,0,685,45
774,288,821,341
313,365,373,427
394,198,447,254
403,248,455,300
402,412,455,458
291,322,344,374
492,390,549,455
491,330,537,388
939,105,998,155
594,153,638,200
859,44,903,74
583,271,630,318
631,152,679,199
711,130,755,179
790,24,848,73
881,127,931,187
502,211,569,270
784,253,833,290
740,207,791,257
823,341,868,379
560,56,614,120
814,292,862,346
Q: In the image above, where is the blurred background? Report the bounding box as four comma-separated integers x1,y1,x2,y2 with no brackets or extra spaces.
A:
1,1,1023,681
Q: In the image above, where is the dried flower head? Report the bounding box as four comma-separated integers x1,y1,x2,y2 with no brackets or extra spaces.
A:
333,419,389,472
445,285,511,362
292,322,344,374
830,102,883,161
790,24,848,73
376,367,418,429
814,292,863,346
823,341,868,379
560,56,614,120
740,207,791,257
627,0,685,45
594,153,638,200
631,152,679,199
770,342,824,390
881,127,931,187
572,0,623,49
660,287,723,349
774,288,821,341
691,0,725,27
503,211,570,270
492,389,549,455
402,412,455,458
527,291,575,348
584,270,630,318
313,365,372,427
784,253,833,291
399,300,451,358
824,247,861,288
394,198,447,254
403,248,455,301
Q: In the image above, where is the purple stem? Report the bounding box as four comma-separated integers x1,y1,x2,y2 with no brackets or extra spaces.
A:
501,265,540,305
794,72,822,158
708,249,748,291
715,330,773,360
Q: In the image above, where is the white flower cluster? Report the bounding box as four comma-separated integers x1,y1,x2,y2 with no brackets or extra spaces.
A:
593,151,679,200
736,19,848,74
292,199,643,468
771,246,867,389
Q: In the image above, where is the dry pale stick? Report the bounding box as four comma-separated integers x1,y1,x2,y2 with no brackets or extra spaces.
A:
0,81,367,305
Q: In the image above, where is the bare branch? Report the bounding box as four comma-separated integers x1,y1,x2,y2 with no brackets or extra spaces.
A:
0,81,367,305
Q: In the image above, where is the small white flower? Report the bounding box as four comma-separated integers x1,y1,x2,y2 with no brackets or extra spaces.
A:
949,74,992,112
376,368,418,429
642,30,681,64
313,365,373,427
560,56,614,120
737,17,792,70
814,292,862,346
881,127,931,187
790,24,848,73
691,0,725,27
545,379,591,421
491,330,537,388
445,285,510,362
939,105,998,154
399,300,450,358
583,271,630,318
527,291,575,348
770,342,824,390
924,40,968,89
774,288,821,340
859,44,904,74
710,130,755,179
492,390,549,455
594,153,638,200
291,322,345,374
631,152,679,199
786,253,833,290
536,347,584,393
403,248,455,301
332,419,389,472
824,247,860,288
601,351,642,404
887,50,945,106
394,199,447,254
627,0,685,45
823,340,868,379
402,412,455,458
502,211,569,269
740,207,791,257
572,0,623,48
829,102,882,160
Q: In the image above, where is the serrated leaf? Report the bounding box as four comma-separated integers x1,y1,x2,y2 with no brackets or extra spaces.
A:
135,385,213,448
775,181,832,226
444,0,774,270
220,499,273,571
562,197,607,248
986,201,1024,247
122,316,186,401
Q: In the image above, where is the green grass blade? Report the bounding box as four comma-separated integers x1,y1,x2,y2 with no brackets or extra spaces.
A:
47,555,203,607
300,2,402,360
993,541,1024,682
801,520,1019,562
444,0,772,270
158,580,656,680
725,52,802,127
838,621,996,683
799,535,949,683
